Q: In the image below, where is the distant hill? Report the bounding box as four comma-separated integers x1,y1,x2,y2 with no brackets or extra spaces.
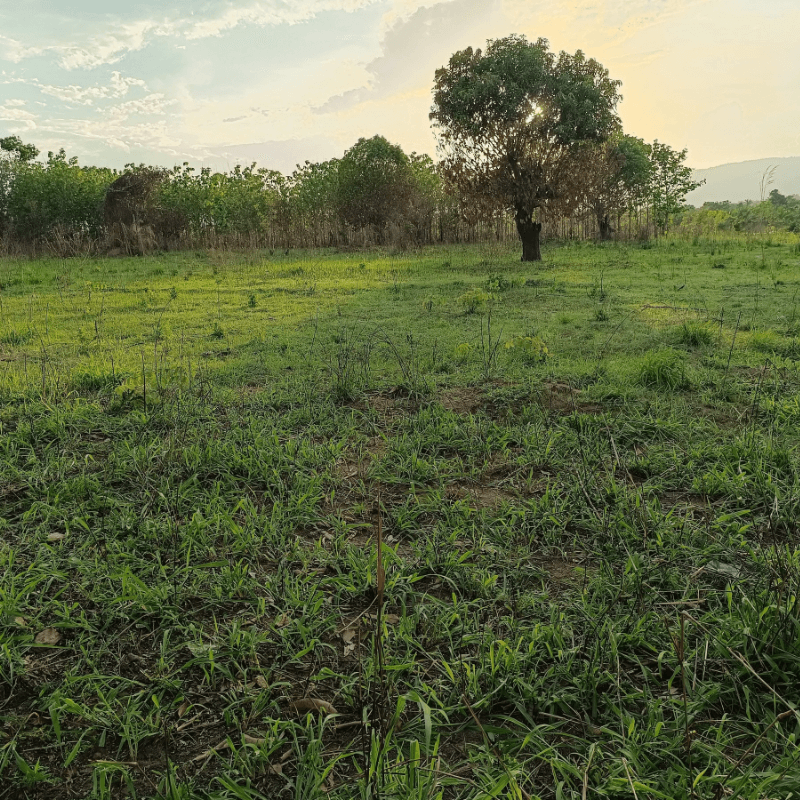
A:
686,157,800,205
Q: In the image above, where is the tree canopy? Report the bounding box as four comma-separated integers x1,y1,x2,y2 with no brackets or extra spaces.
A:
336,135,415,231
430,35,622,260
0,136,39,163
648,140,703,234
582,134,652,240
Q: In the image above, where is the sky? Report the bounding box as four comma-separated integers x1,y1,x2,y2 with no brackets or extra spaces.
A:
1,0,798,175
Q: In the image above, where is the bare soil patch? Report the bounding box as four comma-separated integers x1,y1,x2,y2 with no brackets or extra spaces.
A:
438,386,483,415
536,552,595,588
538,381,605,415
444,482,516,508
659,490,712,517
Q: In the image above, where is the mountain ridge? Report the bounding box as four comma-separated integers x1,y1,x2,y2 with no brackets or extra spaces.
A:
687,156,800,205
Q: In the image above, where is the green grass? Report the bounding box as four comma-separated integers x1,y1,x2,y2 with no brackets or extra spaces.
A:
1,235,800,799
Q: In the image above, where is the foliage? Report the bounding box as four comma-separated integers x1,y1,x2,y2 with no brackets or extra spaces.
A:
286,158,340,241
581,134,652,239
0,148,115,243
675,194,800,235
0,135,39,163
678,320,716,347
158,163,281,237
504,334,549,363
430,34,622,260
648,140,704,234
336,136,414,230
457,287,493,313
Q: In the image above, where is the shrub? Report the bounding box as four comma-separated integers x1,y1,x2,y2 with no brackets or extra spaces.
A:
505,335,549,364
2,149,114,243
0,329,34,346
486,273,512,291
422,295,444,312
454,343,473,363
458,288,492,314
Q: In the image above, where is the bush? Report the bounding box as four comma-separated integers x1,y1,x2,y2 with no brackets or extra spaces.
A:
1,149,114,243
505,335,549,364
158,163,280,239
454,343,473,363
458,288,493,314
0,329,34,346
71,371,124,392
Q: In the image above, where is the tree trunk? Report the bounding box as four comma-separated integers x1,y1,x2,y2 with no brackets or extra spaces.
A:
597,212,613,241
514,208,542,261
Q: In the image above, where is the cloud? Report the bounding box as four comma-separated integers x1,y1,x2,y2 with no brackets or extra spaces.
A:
0,33,44,63
3,72,150,108
110,72,147,94
2,1,384,71
106,94,174,119
182,0,380,40
54,20,165,69
5,98,27,107
0,103,38,130
0,104,37,121
316,0,505,113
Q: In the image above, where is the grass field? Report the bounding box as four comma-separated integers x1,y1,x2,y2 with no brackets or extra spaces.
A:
2,235,800,799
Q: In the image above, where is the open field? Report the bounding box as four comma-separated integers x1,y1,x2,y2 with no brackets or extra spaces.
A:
2,235,800,799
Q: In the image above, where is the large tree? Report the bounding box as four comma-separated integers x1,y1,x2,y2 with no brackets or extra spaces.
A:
430,35,622,261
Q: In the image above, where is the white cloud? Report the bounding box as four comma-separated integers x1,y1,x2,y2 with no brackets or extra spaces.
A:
0,103,38,131
54,20,165,69
378,0,457,34
3,72,150,108
106,93,174,119
5,98,27,107
38,84,112,106
183,0,380,39
2,2,383,71
316,0,504,113
0,33,44,63
0,104,36,121
110,72,147,95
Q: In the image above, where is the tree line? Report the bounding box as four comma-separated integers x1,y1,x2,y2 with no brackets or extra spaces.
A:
672,190,800,238
0,34,748,260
